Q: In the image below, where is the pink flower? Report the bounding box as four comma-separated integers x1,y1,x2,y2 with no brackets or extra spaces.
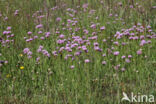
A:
102,61,106,65
114,64,120,70
100,26,105,30
85,59,90,63
14,10,19,15
45,32,51,38
121,68,126,71
27,55,32,59
36,24,43,29
56,17,61,22
140,40,146,46
40,37,45,40
59,34,65,39
23,48,30,54
38,31,43,34
27,31,32,35
82,3,88,9
70,65,75,69
90,24,96,29
113,51,119,56
102,54,106,57
7,26,11,30
125,59,131,63
36,57,40,62
83,29,89,34
128,55,132,58
114,41,119,45
121,56,126,59
137,49,142,55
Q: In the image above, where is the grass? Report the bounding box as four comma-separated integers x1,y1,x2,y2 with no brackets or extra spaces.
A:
0,0,156,104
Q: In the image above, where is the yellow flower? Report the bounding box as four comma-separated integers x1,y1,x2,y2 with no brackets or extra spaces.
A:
19,54,23,57
6,74,11,78
20,66,24,70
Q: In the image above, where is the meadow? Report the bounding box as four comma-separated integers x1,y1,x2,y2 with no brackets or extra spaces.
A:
0,0,156,104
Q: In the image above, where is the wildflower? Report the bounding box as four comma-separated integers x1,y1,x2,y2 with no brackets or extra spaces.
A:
27,55,32,59
102,61,106,65
113,51,120,56
82,3,88,9
59,47,65,52
100,26,105,30
19,54,23,57
128,55,132,58
121,68,126,71
26,38,33,42
125,59,131,63
27,51,32,55
152,6,156,9
90,24,96,29
140,35,145,39
140,40,146,46
102,54,106,57
70,65,75,69
20,66,24,70
11,34,14,37
23,48,30,54
14,10,19,15
74,51,81,56
35,24,43,29
40,37,45,40
33,36,38,39
94,46,102,52
114,64,120,70
7,26,11,30
103,39,106,42
57,39,65,44
130,5,133,8
56,17,61,22
83,29,89,34
27,31,32,35
94,42,99,46
59,34,65,39
121,56,126,59
5,61,8,64
38,31,43,34
0,60,5,64
36,57,40,62
4,17,8,20
96,16,99,20
52,51,58,56
137,49,142,55
114,41,119,45
6,74,11,78
92,32,97,35
45,32,51,38
85,59,90,63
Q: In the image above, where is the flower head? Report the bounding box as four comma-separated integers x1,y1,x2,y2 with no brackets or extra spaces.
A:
102,61,106,65
100,26,105,30
20,66,24,70
70,65,75,69
6,74,11,78
137,49,142,55
113,51,120,56
85,59,90,63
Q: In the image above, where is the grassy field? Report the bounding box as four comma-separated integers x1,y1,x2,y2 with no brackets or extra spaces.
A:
0,0,156,103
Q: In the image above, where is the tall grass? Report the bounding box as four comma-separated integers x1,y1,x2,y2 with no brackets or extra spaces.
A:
0,0,156,103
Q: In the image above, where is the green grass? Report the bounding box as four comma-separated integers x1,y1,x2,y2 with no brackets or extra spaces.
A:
0,0,156,104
